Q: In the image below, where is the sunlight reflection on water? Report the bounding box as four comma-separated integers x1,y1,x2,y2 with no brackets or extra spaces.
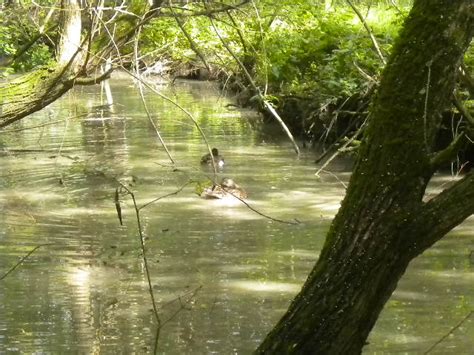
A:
0,78,472,354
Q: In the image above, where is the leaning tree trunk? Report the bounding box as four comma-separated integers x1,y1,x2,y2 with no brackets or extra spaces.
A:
257,1,474,354
0,0,83,128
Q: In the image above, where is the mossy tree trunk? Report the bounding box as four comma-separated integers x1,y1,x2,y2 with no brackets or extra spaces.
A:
257,1,474,354
0,1,163,128
0,0,83,128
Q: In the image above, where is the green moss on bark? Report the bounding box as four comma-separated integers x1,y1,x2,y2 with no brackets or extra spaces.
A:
257,1,474,353
0,65,76,128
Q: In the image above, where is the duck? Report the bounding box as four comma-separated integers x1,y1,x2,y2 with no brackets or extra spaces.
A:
201,177,248,200
201,148,225,168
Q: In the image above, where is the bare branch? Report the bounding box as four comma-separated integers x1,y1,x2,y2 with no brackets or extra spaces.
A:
162,0,251,18
346,0,386,65
0,244,53,281
170,1,211,73
132,26,175,164
74,66,114,85
429,133,466,170
117,183,162,330
121,68,220,176
139,181,194,210
424,311,474,354
452,91,474,127
203,2,300,155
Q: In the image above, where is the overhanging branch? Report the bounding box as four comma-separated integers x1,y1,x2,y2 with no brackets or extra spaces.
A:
74,67,114,85
413,172,474,253
429,133,466,170
0,66,77,128
460,62,474,97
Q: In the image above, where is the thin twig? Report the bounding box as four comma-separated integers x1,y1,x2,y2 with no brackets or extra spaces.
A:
0,244,53,281
346,0,386,65
161,0,251,19
117,180,206,354
423,311,474,354
423,61,432,150
117,184,161,335
315,119,368,176
139,181,195,210
317,169,348,189
203,1,300,155
121,68,219,176
133,25,175,164
160,286,202,328
207,180,300,225
234,194,300,225
0,116,84,134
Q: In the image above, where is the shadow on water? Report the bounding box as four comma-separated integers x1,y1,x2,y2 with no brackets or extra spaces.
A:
0,78,472,353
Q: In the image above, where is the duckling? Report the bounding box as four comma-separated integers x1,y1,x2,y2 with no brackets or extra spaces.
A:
221,178,248,198
201,177,247,199
201,148,225,168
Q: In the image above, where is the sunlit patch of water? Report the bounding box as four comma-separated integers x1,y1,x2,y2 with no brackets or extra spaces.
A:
229,280,301,293
1,79,472,354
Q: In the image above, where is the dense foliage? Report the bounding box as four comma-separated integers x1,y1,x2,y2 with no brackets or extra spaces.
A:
0,2,56,72
1,2,408,93
4,0,471,156
137,2,407,98
130,2,413,140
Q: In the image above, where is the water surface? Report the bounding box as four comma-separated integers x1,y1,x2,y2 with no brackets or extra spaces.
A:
0,78,472,354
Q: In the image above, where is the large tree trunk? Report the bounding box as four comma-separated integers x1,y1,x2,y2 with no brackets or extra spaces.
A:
257,1,474,353
58,0,82,66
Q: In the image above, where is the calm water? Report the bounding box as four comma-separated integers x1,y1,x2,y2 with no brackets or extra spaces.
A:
0,77,472,354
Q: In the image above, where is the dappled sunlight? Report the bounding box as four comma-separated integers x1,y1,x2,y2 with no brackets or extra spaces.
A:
451,221,474,235
69,267,91,287
382,333,427,345
219,264,264,273
1,190,63,204
2,77,472,355
392,290,430,302
229,280,301,293
425,270,474,282
51,206,116,217
315,201,341,213
424,174,466,201
277,249,319,260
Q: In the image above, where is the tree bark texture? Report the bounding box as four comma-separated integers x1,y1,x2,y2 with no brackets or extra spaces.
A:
257,1,474,354
0,0,83,128
58,0,82,65
0,66,77,128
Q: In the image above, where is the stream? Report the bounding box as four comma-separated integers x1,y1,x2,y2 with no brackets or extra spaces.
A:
0,77,472,354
